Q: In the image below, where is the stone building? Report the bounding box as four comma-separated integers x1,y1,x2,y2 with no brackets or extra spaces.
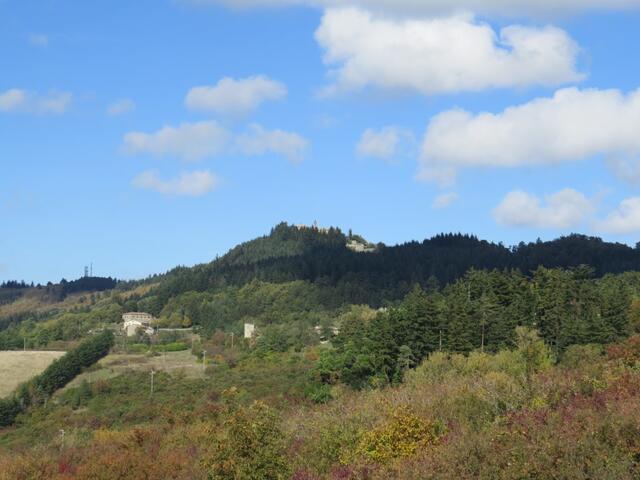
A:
122,312,155,337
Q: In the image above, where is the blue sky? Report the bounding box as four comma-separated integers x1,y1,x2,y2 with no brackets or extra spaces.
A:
2,0,640,284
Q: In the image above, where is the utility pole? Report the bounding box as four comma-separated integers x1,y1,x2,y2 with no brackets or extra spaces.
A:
150,370,155,394
23,337,26,352
230,332,234,349
202,350,206,374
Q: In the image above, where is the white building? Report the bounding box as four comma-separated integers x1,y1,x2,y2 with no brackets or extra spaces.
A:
314,325,340,344
122,312,155,337
244,323,256,339
346,240,376,253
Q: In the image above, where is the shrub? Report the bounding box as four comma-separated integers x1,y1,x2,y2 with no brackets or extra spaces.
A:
355,406,444,465
561,344,604,370
607,335,640,366
306,384,333,404
206,401,290,479
0,398,21,427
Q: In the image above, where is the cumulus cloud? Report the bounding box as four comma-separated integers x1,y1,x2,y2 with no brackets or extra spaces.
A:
594,197,640,234
123,121,308,163
315,9,582,97
185,75,287,116
433,192,459,209
183,0,640,17
234,124,309,163
0,89,72,115
123,121,231,162
494,189,593,229
132,170,219,197
27,33,48,47
107,98,136,116
419,87,640,185
356,126,412,161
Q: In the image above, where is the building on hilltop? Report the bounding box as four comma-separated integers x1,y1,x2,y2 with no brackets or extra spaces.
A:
346,239,377,253
122,312,155,337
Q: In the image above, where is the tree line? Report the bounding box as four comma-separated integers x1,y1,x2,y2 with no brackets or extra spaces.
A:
319,266,639,389
151,224,640,312
0,330,114,426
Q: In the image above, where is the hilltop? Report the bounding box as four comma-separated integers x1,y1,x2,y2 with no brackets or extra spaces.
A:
152,223,640,311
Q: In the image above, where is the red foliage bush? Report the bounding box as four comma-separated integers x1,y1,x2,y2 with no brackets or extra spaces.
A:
607,335,640,365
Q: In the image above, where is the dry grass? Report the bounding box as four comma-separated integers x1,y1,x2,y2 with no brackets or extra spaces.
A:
0,290,90,317
63,350,204,390
118,283,159,299
0,351,66,397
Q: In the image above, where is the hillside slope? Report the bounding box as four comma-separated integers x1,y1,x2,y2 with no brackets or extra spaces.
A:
153,223,640,309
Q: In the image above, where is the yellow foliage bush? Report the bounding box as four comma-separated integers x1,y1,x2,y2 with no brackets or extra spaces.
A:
355,406,444,465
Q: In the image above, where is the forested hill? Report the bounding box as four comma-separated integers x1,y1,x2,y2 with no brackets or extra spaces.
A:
154,222,640,306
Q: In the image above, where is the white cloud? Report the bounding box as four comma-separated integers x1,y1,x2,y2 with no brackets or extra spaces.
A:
0,89,72,115
494,189,593,229
107,98,136,116
315,9,582,97
356,126,412,161
185,75,287,116
183,0,640,17
594,197,640,234
123,121,231,162
433,192,459,209
419,87,640,185
27,33,48,47
234,123,309,163
0,89,25,111
132,170,219,197
123,121,308,163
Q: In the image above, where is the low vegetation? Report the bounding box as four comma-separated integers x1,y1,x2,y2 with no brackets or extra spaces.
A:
0,332,638,478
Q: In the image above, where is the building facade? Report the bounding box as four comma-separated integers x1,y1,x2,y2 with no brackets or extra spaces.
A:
122,312,155,337
244,323,256,339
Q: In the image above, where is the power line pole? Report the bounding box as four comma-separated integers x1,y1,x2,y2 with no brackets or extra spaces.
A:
202,350,206,374
231,332,234,349
150,370,155,395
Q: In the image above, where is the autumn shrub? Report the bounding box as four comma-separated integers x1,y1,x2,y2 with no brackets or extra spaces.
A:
205,400,290,480
354,406,444,465
607,334,640,366
561,343,604,369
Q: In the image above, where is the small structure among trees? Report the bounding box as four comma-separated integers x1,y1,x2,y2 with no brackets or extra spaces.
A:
244,323,256,339
122,312,155,337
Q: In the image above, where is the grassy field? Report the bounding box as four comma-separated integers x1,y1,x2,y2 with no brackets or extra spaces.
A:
0,351,66,397
63,350,204,390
